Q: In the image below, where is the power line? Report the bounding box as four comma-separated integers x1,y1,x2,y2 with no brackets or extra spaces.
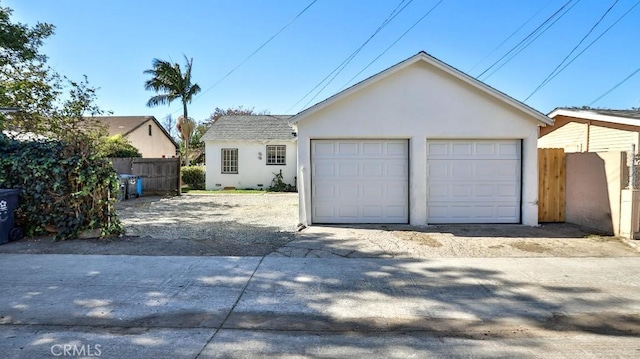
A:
525,0,640,98
589,65,640,106
476,0,578,81
337,0,445,92
468,0,555,74
480,0,581,81
524,0,619,101
171,0,319,115
287,0,414,113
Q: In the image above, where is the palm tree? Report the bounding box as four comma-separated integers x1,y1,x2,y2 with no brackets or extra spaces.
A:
144,56,201,164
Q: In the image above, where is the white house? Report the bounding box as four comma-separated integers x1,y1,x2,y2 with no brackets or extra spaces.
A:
203,115,297,190
289,51,553,226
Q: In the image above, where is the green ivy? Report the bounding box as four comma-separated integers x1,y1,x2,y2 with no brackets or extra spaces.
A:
0,134,123,240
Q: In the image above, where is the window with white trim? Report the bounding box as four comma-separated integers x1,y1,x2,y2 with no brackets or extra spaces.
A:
266,145,286,165
221,148,238,174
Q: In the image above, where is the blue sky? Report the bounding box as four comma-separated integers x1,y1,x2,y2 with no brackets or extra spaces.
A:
6,0,640,123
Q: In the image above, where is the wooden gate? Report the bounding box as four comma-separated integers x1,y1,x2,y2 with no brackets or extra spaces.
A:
538,148,566,222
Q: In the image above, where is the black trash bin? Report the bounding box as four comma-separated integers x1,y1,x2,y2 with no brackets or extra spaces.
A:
118,174,140,199
0,189,23,244
116,174,128,201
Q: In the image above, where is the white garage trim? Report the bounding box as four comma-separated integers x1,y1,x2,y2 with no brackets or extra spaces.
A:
427,139,522,224
311,139,409,224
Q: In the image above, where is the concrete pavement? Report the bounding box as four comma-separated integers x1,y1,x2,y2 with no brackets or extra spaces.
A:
0,254,639,358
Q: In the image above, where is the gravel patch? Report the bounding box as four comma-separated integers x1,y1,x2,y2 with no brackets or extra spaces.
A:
118,193,298,239
2,193,639,258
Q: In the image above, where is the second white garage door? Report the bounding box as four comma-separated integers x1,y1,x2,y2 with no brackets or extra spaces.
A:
427,140,521,223
311,139,409,223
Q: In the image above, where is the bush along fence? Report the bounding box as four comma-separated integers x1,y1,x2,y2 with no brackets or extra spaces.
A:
0,135,123,240
181,165,205,190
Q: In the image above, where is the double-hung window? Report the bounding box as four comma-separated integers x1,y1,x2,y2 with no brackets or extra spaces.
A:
221,148,238,174
266,145,286,165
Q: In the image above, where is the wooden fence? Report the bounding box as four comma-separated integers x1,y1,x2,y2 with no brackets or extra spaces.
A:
538,148,566,222
108,157,180,196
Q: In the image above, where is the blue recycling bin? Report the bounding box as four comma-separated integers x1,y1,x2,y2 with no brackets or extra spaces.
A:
0,189,23,244
136,176,143,197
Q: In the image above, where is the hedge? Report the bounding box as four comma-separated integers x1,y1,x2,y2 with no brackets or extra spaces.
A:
0,134,123,240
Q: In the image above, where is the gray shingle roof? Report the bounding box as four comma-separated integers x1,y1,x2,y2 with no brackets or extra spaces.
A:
202,115,296,141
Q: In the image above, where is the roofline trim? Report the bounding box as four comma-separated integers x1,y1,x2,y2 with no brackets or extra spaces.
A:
288,51,553,126
548,109,640,128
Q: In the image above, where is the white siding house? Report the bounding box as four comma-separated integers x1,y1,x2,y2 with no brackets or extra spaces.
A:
290,52,552,226
203,115,297,190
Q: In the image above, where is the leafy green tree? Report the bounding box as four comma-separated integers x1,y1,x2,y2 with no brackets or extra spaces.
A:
0,4,54,66
100,134,142,158
143,56,201,164
0,3,120,239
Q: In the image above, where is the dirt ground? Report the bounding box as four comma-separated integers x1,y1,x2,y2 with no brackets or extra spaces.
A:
1,194,639,257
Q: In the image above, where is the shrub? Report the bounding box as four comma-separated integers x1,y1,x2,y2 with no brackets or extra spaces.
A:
182,165,205,190
267,170,296,192
0,134,123,240
100,134,142,158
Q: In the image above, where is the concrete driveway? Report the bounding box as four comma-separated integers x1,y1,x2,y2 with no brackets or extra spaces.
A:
1,254,639,358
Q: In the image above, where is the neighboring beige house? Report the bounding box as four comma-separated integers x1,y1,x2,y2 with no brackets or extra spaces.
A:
540,108,640,153
94,116,178,158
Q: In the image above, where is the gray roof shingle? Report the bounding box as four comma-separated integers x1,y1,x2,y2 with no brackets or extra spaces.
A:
202,115,295,141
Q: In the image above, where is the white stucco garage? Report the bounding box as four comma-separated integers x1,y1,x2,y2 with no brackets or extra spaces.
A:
290,52,552,226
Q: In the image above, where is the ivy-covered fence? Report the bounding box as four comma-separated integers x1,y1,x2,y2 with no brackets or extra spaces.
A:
0,134,122,240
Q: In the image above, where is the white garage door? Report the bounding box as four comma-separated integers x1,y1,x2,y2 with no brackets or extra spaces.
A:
311,139,409,223
427,140,521,223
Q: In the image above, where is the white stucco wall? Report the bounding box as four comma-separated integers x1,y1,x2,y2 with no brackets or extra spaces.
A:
295,61,543,226
205,140,297,190
127,120,177,158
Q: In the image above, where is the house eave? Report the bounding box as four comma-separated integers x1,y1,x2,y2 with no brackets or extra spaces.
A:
548,109,640,128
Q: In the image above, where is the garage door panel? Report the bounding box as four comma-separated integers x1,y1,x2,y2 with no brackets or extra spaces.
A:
428,140,520,160
313,183,335,198
429,160,520,180
338,163,359,176
427,139,521,224
427,203,519,224
312,139,408,224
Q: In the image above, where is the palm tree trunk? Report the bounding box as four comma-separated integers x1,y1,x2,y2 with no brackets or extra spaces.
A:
183,102,189,166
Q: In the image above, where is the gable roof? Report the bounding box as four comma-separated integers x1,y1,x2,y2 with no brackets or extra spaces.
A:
548,108,640,127
202,115,296,141
289,51,553,126
91,116,178,149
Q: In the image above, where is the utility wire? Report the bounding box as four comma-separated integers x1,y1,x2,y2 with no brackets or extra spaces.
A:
476,0,577,81
171,0,319,115
337,0,445,92
480,0,581,81
526,0,640,97
524,0,619,101
468,0,555,74
287,0,414,113
589,65,640,106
